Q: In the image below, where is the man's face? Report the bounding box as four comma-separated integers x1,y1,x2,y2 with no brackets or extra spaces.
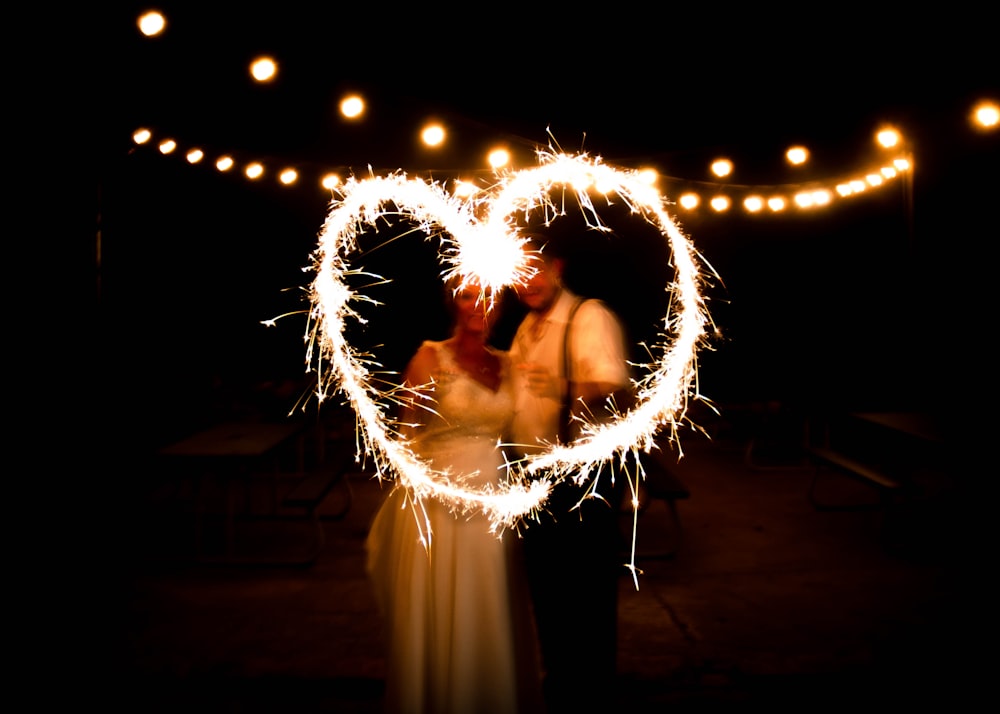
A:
515,256,562,314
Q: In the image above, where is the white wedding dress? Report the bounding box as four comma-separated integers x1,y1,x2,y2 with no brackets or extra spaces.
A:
366,341,544,714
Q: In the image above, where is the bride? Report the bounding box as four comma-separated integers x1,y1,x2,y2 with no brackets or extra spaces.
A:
365,280,544,714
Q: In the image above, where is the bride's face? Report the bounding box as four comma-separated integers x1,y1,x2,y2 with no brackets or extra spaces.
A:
452,283,497,336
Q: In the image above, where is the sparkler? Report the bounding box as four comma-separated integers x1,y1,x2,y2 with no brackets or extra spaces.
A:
306,149,712,579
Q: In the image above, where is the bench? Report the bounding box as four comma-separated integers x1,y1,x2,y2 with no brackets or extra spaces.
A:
807,447,902,491
806,445,902,511
156,421,305,560
805,413,906,511
273,440,357,564
155,421,357,566
282,461,353,517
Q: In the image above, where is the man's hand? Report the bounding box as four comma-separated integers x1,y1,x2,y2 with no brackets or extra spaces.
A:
518,362,563,399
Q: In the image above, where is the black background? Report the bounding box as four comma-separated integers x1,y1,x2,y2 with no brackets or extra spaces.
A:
89,3,998,453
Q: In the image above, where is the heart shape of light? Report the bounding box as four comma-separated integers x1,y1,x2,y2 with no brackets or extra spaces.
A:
307,150,709,534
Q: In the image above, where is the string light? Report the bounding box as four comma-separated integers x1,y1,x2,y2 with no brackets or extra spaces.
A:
488,148,511,169
710,159,733,178
679,193,699,210
340,95,365,120
137,11,165,37
876,127,901,148
250,57,277,83
973,101,999,129
126,9,993,217
128,125,922,214
637,168,658,185
786,146,808,165
453,180,478,198
794,189,832,208
421,123,446,147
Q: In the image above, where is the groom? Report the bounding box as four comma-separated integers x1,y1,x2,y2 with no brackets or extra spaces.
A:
508,234,632,712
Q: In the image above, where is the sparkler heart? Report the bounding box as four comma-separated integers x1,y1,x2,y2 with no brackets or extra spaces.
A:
307,151,709,534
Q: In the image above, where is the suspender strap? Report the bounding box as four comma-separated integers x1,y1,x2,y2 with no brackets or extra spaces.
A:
558,298,585,444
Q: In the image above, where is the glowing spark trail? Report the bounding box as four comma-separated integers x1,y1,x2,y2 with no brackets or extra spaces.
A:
306,150,712,579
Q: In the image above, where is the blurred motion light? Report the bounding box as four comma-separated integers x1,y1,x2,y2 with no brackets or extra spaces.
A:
340,95,364,119
743,196,764,213
767,197,786,212
137,11,166,37
711,159,733,178
216,156,234,172
570,173,594,193
893,157,911,171
421,124,446,147
594,175,617,195
186,149,204,164
280,168,298,185
250,57,277,82
321,173,341,190
786,146,808,165
133,128,151,144
158,139,176,154
245,162,264,179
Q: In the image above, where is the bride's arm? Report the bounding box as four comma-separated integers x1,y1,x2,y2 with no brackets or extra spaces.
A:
396,343,439,440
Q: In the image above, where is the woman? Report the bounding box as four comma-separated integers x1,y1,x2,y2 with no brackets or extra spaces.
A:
365,280,544,714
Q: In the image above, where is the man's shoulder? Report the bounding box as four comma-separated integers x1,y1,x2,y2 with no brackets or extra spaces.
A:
575,297,620,322
576,296,608,310
558,290,601,320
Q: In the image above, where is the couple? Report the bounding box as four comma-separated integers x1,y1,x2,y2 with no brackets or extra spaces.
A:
366,236,631,713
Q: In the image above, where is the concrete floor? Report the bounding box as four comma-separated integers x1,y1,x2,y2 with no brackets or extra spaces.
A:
88,409,982,712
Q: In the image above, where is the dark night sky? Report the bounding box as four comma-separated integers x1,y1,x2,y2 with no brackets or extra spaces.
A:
92,3,998,450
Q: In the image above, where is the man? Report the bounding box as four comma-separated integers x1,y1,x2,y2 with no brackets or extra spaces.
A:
509,235,631,712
